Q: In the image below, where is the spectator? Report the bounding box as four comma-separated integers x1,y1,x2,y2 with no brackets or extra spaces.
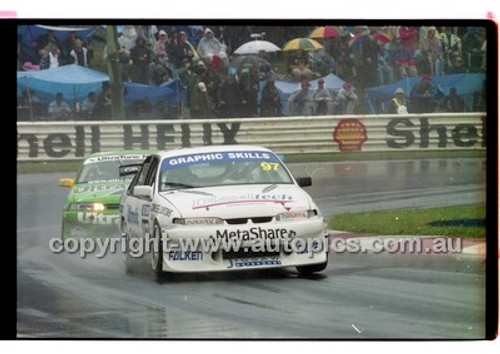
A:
439,26,462,74
358,28,380,88
391,38,418,80
377,43,394,85
288,80,314,116
238,68,260,117
313,79,333,115
81,92,97,119
462,27,486,72
70,39,89,67
95,85,113,119
443,87,466,112
289,50,313,82
48,92,71,120
39,45,61,70
197,28,229,69
409,74,442,113
420,26,443,76
385,87,408,114
448,53,466,74
260,79,281,117
190,82,215,145
219,75,245,144
334,82,358,114
397,26,419,53
62,31,81,64
170,31,195,69
167,30,179,60
219,75,245,118
35,30,61,55
136,25,158,48
130,37,153,84
153,30,169,60
176,58,197,119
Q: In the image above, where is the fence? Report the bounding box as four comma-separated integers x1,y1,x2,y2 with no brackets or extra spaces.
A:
17,113,486,161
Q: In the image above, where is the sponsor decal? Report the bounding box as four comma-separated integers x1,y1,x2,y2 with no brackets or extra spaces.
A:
151,203,173,217
127,209,139,225
74,184,125,194
85,154,149,164
142,204,151,216
386,118,485,148
168,251,204,261
333,119,368,152
192,193,294,209
215,227,296,241
161,151,279,171
77,212,120,225
227,257,282,269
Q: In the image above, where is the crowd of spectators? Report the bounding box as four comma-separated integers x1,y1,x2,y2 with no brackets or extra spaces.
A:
17,25,487,121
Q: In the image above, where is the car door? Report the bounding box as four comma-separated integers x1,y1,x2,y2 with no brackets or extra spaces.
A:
136,156,159,238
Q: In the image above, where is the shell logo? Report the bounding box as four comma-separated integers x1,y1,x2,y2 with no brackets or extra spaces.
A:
333,119,368,151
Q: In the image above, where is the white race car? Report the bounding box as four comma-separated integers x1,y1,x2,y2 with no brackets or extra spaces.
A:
120,145,328,278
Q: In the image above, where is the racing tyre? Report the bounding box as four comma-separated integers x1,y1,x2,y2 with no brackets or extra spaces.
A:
296,259,328,274
122,220,138,275
151,222,163,280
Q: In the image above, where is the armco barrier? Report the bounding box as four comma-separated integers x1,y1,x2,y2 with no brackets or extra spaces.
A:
17,113,486,161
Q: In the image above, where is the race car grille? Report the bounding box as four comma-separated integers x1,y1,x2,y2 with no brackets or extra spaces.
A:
225,217,273,225
222,249,280,260
106,204,121,210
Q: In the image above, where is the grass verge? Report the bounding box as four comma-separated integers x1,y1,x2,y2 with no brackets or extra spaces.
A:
328,205,486,238
17,160,83,174
285,150,485,163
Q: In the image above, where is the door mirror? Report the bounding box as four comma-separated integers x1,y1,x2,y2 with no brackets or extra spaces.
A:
296,177,312,187
59,178,74,188
119,164,143,177
133,185,153,199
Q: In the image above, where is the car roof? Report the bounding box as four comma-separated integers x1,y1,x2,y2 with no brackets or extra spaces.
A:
154,145,275,159
85,150,155,159
83,150,155,164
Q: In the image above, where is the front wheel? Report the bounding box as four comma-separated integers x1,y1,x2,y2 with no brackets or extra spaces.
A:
151,222,163,280
296,259,328,274
122,219,138,274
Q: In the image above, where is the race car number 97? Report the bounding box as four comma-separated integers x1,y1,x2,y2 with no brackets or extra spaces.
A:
261,162,279,171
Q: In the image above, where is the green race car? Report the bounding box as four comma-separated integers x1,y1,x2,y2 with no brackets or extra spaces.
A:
59,151,152,239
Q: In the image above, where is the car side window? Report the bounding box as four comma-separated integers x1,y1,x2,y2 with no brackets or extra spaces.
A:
128,156,152,195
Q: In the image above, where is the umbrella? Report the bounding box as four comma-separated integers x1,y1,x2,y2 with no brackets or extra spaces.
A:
228,54,273,80
309,26,343,39
233,40,281,55
348,29,393,48
282,38,323,51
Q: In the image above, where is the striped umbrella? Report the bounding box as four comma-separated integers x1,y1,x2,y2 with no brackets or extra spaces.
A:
309,26,341,39
309,26,345,39
282,38,323,51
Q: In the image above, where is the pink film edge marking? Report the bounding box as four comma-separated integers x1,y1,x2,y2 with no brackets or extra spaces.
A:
0,11,17,18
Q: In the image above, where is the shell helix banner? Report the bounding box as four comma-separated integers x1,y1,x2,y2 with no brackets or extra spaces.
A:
17,114,486,161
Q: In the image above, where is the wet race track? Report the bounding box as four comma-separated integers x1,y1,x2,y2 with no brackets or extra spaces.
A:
17,158,487,338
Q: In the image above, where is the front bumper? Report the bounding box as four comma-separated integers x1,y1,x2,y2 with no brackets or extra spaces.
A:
159,217,327,272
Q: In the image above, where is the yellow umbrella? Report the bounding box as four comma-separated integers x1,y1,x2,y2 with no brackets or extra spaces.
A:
282,38,323,51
